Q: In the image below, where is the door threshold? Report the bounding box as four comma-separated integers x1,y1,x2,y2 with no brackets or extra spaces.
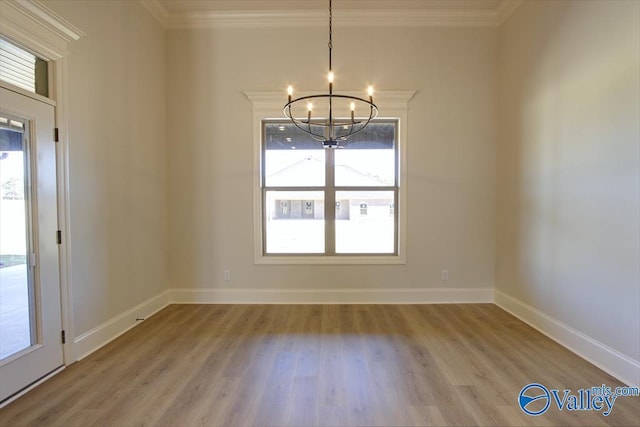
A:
0,365,65,409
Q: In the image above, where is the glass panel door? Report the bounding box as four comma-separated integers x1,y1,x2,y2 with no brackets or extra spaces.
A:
0,114,35,360
0,86,63,404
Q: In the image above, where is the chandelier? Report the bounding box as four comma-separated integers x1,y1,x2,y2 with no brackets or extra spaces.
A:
284,0,378,148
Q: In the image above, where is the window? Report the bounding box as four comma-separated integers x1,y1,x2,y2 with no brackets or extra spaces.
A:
0,39,48,97
261,120,398,256
246,89,413,264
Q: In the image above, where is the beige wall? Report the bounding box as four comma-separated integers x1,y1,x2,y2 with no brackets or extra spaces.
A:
166,26,497,292
496,0,640,361
45,1,169,337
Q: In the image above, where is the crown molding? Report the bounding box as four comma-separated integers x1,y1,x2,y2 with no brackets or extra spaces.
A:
168,9,498,29
11,0,84,41
0,0,85,59
140,0,524,29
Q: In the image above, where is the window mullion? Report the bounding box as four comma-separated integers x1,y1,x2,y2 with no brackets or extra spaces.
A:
325,148,336,255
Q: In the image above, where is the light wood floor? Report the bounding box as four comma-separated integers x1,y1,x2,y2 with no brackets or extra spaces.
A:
0,304,638,426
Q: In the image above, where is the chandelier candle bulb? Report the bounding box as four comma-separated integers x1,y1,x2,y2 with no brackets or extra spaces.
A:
368,86,374,103
287,85,293,103
350,102,355,122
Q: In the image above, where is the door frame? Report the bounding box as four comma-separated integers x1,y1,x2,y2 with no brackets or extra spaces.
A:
0,0,84,366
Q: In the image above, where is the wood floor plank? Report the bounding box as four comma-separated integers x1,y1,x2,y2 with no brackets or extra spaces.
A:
285,375,319,427
1,304,638,427
405,405,447,427
454,384,512,426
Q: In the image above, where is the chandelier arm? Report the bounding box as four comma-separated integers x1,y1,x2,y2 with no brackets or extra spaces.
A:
299,120,329,142
284,94,378,144
285,105,329,142
335,123,355,142
334,105,379,141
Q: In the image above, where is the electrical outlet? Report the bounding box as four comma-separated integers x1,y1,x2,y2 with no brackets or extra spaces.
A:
223,270,231,281
441,270,449,281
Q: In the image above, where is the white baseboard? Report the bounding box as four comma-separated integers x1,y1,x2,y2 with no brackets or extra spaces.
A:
69,287,489,362
494,290,640,387
169,287,495,304
73,290,171,361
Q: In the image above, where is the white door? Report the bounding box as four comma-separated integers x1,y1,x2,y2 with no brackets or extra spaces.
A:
0,86,63,403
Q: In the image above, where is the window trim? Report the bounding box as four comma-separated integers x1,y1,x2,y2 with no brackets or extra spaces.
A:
245,90,415,265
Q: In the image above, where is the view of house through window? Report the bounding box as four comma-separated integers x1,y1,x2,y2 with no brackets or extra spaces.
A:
262,120,398,255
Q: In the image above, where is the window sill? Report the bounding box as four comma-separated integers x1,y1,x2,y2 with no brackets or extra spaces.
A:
255,255,406,265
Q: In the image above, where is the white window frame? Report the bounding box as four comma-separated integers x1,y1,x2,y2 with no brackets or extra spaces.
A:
246,90,414,265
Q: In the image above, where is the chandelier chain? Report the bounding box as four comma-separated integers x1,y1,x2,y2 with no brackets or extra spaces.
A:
328,0,333,70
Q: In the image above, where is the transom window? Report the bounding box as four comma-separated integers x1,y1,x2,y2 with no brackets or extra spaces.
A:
261,120,398,256
0,38,48,97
